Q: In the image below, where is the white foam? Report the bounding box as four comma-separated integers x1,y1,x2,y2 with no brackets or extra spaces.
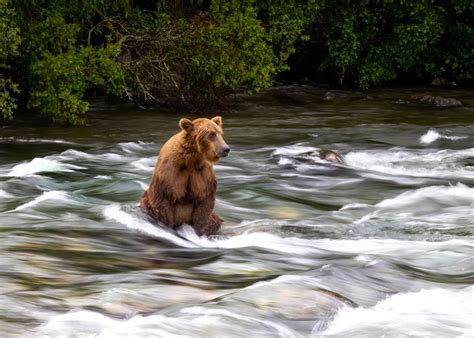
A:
94,175,112,180
5,158,85,177
134,180,149,191
56,149,95,160
278,157,295,165
104,202,473,262
118,141,152,153
57,149,127,163
420,129,467,144
14,191,70,211
0,189,13,199
339,183,474,226
102,204,196,248
255,274,311,286
177,227,326,255
319,286,474,337
376,183,473,209
354,255,378,266
131,157,156,172
305,239,473,267
40,307,297,337
102,204,322,254
39,311,187,338
420,129,441,144
179,307,297,337
345,148,474,179
272,144,316,156
339,203,371,211
186,230,472,268
0,137,76,145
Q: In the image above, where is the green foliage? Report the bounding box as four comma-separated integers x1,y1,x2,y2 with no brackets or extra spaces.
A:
121,0,320,107
0,78,20,120
22,15,80,59
433,0,474,78
119,17,197,107
0,0,21,119
13,2,124,125
28,44,123,125
313,1,446,88
296,0,473,87
193,3,276,94
120,2,277,107
2,0,473,124
256,0,319,71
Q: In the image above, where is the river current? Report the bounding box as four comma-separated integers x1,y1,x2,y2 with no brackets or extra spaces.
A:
0,86,473,337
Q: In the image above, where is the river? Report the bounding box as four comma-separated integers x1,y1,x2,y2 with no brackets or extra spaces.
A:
0,86,473,337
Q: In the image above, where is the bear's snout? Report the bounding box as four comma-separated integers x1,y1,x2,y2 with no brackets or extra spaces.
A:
219,147,230,157
220,147,230,157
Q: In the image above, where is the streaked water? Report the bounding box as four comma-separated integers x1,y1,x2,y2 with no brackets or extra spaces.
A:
0,86,473,337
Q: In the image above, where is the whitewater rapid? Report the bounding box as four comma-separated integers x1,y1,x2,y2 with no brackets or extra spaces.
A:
0,105,472,337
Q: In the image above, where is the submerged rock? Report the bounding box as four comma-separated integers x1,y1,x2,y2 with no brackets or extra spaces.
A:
269,206,303,219
323,90,368,101
408,94,463,107
319,150,345,164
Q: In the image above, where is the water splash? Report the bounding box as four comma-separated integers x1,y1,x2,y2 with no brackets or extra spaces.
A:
320,286,474,337
420,129,467,144
344,148,474,180
5,158,85,177
14,190,70,211
0,189,13,199
102,204,197,248
376,183,473,208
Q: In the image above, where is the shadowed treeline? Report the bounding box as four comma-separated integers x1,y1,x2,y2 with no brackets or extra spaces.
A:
1,0,472,124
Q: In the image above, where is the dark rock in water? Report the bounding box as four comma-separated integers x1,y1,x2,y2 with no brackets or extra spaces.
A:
323,90,368,101
431,78,444,86
319,150,345,164
324,91,342,100
430,77,458,86
408,94,463,107
394,99,409,105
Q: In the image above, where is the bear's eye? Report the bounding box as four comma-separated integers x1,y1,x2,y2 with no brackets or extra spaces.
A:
208,132,216,140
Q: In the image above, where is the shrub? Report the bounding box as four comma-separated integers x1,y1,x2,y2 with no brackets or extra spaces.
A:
0,0,21,120
28,43,123,125
2,0,473,124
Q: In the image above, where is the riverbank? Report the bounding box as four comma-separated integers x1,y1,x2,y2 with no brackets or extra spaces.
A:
1,84,473,130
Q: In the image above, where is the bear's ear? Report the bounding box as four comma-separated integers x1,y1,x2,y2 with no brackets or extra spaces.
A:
179,118,194,133
211,116,222,127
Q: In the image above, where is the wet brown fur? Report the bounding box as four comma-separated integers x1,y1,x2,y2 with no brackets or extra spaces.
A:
140,116,228,236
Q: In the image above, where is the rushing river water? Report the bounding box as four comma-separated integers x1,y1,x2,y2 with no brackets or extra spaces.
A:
0,86,473,337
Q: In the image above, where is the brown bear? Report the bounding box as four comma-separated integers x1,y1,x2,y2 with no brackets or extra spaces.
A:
140,116,230,236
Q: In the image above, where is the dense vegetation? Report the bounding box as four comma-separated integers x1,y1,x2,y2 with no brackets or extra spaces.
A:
1,0,472,125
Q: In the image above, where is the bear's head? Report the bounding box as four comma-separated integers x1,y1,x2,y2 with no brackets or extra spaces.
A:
179,116,230,163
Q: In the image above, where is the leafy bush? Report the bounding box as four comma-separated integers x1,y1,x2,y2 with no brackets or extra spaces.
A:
121,0,319,108
15,10,124,124
311,1,445,87
1,0,473,125
28,43,123,124
293,0,473,87
0,0,21,120
193,4,275,96
431,0,474,80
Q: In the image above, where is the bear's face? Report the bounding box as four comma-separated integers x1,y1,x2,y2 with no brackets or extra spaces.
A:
179,116,230,163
